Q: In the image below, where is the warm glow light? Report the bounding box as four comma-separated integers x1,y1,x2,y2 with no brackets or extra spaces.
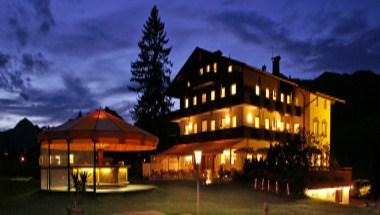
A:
228,65,233,73
70,154,74,164
193,96,197,106
246,113,253,124
232,116,237,128
231,83,237,95
255,85,260,96
221,87,225,98
207,65,210,73
305,186,350,205
211,90,215,101
185,155,193,163
194,150,202,165
100,168,112,174
225,115,231,126
200,67,203,75
20,155,25,163
213,62,217,73
185,98,189,108
255,117,260,128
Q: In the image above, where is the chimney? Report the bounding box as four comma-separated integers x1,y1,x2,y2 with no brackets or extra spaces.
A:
272,56,281,75
262,65,267,72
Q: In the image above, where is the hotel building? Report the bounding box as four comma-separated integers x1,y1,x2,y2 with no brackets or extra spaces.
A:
147,47,344,180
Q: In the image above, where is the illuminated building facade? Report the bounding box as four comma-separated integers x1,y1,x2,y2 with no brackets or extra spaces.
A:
149,47,344,181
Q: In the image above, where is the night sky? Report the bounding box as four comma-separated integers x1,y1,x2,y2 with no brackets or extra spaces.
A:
1,0,379,130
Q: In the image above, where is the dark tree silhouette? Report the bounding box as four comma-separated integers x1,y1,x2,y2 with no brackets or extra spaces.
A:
129,5,172,132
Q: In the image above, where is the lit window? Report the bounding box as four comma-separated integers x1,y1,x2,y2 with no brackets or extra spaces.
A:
200,67,203,75
313,121,318,134
193,123,198,134
207,65,210,73
272,120,276,131
276,119,281,130
280,93,284,102
220,87,225,98
187,81,191,87
255,85,260,96
221,118,226,129
228,65,233,73
294,123,300,133
265,118,270,130
185,98,189,108
286,123,290,132
286,95,291,104
232,116,237,128
202,120,207,132
211,90,215,101
322,122,327,136
279,121,284,131
188,122,193,134
246,113,253,124
265,88,270,98
211,120,216,131
213,62,217,73
255,117,260,128
225,115,231,128
184,124,189,135
295,97,299,106
55,155,61,165
193,96,197,106
273,90,277,100
202,93,207,103
231,83,237,95
70,154,74,165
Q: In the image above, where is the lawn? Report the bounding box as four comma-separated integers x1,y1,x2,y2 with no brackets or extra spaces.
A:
0,178,377,215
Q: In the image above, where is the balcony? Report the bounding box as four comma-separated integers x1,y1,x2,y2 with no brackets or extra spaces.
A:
178,126,301,144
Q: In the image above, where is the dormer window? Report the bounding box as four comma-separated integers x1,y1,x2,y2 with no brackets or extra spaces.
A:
228,65,233,73
200,68,203,75
255,85,260,96
213,63,217,73
231,83,237,95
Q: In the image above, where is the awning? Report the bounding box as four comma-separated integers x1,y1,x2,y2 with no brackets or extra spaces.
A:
160,139,242,156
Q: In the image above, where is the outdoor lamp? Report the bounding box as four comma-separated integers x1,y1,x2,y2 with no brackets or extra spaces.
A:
194,150,202,165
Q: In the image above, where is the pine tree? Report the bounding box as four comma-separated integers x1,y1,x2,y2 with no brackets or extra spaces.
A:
129,6,172,132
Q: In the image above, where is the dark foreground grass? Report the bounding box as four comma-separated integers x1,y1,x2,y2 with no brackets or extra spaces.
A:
0,179,376,215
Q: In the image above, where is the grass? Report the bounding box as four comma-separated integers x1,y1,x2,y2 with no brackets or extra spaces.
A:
0,179,377,215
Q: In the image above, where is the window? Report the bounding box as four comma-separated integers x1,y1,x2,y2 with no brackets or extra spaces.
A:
322,122,327,136
265,88,270,98
184,98,189,108
221,118,226,129
200,67,203,75
295,97,299,106
294,123,300,133
187,81,190,87
211,120,216,131
232,116,237,128
228,65,233,73
193,123,198,134
313,121,319,134
246,113,253,124
202,120,207,132
255,117,260,128
255,85,260,96
265,118,270,130
220,87,225,98
55,155,61,165
280,93,284,102
184,124,189,135
213,62,217,73
273,90,277,100
286,123,290,132
193,96,197,106
207,65,210,73
211,90,215,101
231,83,236,95
70,154,74,164
188,122,193,134
276,119,281,130
286,95,291,104
202,93,207,103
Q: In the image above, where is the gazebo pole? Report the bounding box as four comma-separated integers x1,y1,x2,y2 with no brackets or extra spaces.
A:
67,138,71,193
93,138,96,193
48,139,51,191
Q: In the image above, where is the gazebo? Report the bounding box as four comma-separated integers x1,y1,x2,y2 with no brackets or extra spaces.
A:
38,109,158,193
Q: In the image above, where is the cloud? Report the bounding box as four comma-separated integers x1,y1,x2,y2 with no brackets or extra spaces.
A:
209,9,380,73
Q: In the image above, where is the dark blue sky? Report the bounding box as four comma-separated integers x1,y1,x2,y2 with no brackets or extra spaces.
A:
1,0,380,130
